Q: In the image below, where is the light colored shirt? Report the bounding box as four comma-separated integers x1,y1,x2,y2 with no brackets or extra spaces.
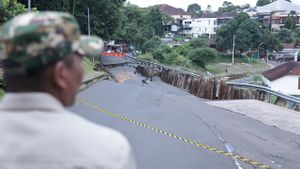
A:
0,92,136,169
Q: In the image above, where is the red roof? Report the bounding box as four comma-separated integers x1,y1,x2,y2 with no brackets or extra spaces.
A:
262,61,300,81
155,4,189,16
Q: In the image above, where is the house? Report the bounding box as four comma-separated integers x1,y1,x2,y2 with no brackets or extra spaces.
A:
182,13,218,39
216,11,238,27
262,62,300,95
256,0,300,30
157,4,191,21
155,4,191,34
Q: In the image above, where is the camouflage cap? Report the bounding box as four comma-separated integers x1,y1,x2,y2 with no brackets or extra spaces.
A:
0,11,104,74
78,35,104,58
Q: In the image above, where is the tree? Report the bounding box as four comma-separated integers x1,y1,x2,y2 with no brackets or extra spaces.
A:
19,0,71,12
294,28,300,38
256,0,271,6
0,0,26,23
187,3,201,17
19,0,126,40
216,13,251,51
218,1,236,12
235,18,261,53
188,48,217,68
278,28,293,43
142,36,162,53
147,7,164,37
284,10,298,30
260,29,283,52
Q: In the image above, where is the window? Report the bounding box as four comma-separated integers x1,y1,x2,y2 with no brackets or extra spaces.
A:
208,20,210,25
298,77,300,89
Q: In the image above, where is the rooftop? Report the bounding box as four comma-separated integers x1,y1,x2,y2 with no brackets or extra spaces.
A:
262,61,300,81
257,0,300,13
155,4,190,16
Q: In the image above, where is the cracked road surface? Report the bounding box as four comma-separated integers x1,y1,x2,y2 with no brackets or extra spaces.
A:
70,66,300,169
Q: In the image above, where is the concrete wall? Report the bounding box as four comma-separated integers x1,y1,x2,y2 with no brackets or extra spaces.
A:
263,75,300,95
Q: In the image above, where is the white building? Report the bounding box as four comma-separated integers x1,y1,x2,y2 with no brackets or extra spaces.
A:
182,17,218,38
262,62,300,95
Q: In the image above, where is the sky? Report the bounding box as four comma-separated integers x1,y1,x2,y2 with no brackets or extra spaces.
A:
127,0,300,11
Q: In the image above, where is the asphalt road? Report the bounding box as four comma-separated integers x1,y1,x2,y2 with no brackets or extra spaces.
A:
70,66,300,169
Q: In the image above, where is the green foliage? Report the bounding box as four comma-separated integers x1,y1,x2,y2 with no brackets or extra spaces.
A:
190,38,209,48
294,28,300,38
174,55,189,66
147,7,164,37
284,10,298,30
187,3,201,17
218,1,236,12
150,45,190,66
235,18,261,53
82,57,96,74
19,0,125,40
216,13,261,52
142,36,162,53
112,4,165,49
260,29,283,52
256,0,271,6
137,53,155,62
0,0,26,23
175,43,193,56
278,28,293,43
252,75,262,83
188,48,217,68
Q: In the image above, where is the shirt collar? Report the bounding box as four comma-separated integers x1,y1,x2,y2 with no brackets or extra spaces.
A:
0,92,65,112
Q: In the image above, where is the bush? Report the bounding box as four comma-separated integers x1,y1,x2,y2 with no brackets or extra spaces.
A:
152,45,172,64
190,38,209,48
137,53,155,61
278,28,293,43
174,43,193,56
141,36,162,53
174,55,189,66
188,48,217,68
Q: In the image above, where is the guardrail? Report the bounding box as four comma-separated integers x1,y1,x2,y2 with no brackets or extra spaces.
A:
226,82,300,105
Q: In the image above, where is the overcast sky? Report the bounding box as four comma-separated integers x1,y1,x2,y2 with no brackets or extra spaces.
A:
127,0,300,11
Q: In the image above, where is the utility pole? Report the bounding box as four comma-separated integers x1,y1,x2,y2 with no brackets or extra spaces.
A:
88,7,90,37
28,0,31,12
72,0,76,15
232,35,236,65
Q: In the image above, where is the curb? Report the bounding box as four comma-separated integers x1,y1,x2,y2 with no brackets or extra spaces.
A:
80,73,109,91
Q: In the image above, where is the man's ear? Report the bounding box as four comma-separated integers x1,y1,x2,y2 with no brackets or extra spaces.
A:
52,61,69,90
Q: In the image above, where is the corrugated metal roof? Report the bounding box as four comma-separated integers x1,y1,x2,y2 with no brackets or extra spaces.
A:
257,0,300,13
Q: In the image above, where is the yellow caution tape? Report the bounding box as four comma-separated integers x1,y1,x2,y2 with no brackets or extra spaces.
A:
77,98,273,169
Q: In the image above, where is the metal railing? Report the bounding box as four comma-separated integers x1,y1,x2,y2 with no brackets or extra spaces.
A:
226,82,300,105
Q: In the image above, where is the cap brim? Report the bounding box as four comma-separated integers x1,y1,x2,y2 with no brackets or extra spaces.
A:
77,35,104,57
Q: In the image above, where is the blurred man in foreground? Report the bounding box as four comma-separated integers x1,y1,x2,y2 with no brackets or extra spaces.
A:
0,12,136,169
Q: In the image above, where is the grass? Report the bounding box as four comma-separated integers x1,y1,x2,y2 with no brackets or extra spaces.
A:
0,89,4,98
82,57,97,75
136,52,271,77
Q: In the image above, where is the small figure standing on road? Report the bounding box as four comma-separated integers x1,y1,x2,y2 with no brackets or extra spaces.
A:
142,78,150,87
0,12,136,169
